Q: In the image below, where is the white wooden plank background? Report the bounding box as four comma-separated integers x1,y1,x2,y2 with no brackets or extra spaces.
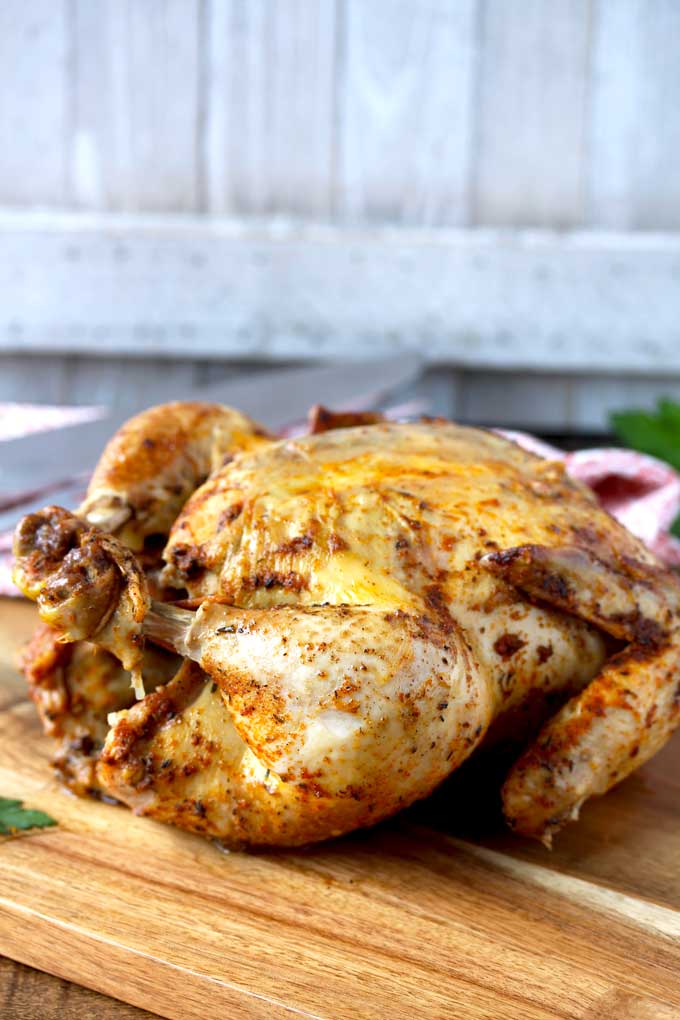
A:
587,0,641,229
2,0,677,230
1,212,678,371
71,0,200,211
1,0,679,431
339,0,477,225
628,0,680,230
0,1,69,206
472,0,591,227
588,0,680,229
4,353,680,435
205,0,338,216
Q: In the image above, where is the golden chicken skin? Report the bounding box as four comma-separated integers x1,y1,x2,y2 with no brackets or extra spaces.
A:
13,409,680,848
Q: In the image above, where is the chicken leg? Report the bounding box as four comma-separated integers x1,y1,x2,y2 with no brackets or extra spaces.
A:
484,544,680,844
97,598,492,846
143,599,488,799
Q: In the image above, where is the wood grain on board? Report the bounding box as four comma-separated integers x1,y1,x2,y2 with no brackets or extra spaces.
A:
0,598,678,1020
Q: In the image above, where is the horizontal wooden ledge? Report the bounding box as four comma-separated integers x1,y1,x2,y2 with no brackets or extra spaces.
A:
1,211,679,371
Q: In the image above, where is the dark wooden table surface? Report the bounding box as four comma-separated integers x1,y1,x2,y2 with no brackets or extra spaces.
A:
0,956,157,1019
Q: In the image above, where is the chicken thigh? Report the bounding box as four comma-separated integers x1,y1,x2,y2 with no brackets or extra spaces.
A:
13,418,680,847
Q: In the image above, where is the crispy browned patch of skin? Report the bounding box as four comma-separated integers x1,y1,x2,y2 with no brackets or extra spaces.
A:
14,506,89,591
218,503,244,527
484,544,674,645
14,508,123,637
78,402,273,553
275,534,315,555
307,405,386,434
536,644,553,664
328,533,349,553
168,544,207,582
102,666,204,769
99,662,206,799
422,582,456,633
493,633,527,659
242,571,308,593
13,508,151,692
20,623,73,725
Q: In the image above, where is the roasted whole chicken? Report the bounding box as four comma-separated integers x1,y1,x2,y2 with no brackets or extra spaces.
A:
13,403,680,848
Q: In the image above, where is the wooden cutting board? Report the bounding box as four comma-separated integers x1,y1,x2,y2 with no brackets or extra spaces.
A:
0,598,678,1020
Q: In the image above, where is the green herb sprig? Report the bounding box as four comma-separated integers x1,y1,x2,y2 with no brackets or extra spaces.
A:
0,796,56,836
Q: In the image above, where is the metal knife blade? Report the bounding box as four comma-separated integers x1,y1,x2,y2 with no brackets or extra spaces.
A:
0,357,422,495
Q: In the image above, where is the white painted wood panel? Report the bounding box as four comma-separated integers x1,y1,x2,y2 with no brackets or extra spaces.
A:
457,373,680,431
57,355,199,408
0,356,273,409
0,1,69,206
339,0,478,225
0,356,70,405
473,0,591,227
587,0,642,229
589,0,680,230
5,354,680,437
71,0,200,210
619,0,680,229
567,375,680,432
458,372,573,429
0,1,679,232
0,212,678,372
205,0,338,216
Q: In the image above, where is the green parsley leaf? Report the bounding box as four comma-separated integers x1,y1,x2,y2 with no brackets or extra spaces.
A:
610,400,680,473
0,796,57,836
